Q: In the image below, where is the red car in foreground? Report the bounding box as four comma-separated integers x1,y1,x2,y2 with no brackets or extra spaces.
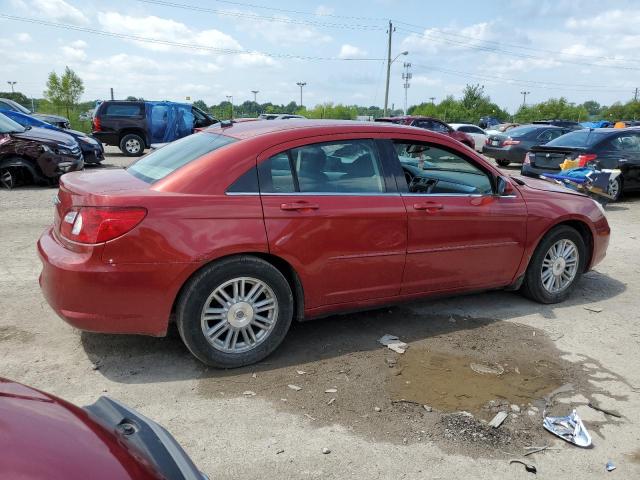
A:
38,120,609,368
375,115,476,149
0,378,206,479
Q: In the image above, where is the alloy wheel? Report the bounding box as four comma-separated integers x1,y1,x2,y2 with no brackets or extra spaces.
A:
608,177,620,200
0,169,15,189
125,139,141,154
540,239,579,293
200,277,278,354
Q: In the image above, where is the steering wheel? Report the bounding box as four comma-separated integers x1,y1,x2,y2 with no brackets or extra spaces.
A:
404,170,415,185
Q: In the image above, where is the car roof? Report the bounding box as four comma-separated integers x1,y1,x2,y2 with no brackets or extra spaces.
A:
376,115,442,122
208,118,431,140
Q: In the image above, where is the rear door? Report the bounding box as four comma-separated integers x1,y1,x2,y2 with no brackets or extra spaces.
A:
258,136,407,308
385,137,527,293
602,132,640,189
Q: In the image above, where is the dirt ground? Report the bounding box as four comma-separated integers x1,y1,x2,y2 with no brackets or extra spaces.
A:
1,145,639,479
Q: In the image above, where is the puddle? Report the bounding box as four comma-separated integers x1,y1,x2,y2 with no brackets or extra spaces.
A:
389,348,566,418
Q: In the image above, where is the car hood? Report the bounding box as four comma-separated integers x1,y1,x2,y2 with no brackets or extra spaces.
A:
13,126,77,147
33,112,70,123
512,174,585,197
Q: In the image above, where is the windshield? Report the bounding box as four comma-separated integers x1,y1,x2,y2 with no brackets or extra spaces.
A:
546,130,609,148
127,132,236,183
0,113,26,133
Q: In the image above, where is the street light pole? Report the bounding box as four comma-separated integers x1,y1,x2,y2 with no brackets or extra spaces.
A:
520,91,530,107
7,81,17,93
226,95,233,119
251,90,259,103
296,82,306,108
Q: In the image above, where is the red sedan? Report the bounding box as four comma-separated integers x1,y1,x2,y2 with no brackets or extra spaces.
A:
374,115,476,149
38,120,610,368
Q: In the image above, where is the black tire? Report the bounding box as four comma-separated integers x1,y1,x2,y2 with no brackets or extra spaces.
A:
176,256,294,368
607,176,622,202
497,159,510,167
520,225,587,304
119,133,145,157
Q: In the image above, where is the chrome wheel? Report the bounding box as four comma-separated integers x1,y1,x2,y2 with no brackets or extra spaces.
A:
608,177,620,200
125,138,141,154
540,239,579,293
200,277,278,354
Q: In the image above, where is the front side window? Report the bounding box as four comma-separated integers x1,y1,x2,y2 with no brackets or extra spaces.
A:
127,132,236,183
258,139,385,194
104,103,144,116
394,141,493,195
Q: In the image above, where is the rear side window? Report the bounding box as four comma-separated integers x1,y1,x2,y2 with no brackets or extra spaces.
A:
608,133,640,152
104,103,144,116
127,132,236,183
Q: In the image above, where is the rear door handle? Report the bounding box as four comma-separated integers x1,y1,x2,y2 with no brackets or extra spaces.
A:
413,202,443,212
280,202,319,211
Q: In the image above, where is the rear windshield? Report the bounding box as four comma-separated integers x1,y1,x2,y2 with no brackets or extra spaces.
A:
127,132,236,183
546,130,609,148
504,125,539,137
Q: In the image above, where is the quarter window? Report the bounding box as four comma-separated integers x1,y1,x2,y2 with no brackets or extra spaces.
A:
609,134,640,152
394,141,493,195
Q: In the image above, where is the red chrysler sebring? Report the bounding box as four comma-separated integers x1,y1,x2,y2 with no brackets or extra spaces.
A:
38,120,610,368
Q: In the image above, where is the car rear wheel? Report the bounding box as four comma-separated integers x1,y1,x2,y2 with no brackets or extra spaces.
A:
520,226,586,304
0,168,16,189
497,159,510,167
119,134,145,157
607,176,622,202
177,256,294,368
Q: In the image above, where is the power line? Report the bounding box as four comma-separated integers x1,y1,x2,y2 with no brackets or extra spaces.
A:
0,14,385,61
133,0,384,30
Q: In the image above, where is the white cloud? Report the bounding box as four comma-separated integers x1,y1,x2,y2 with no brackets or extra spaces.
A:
338,44,367,58
70,39,87,49
30,0,89,26
402,22,504,55
62,45,86,61
480,56,561,75
314,5,335,16
17,33,31,42
412,75,442,87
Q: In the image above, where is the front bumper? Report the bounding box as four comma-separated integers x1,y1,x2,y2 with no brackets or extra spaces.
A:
37,226,188,336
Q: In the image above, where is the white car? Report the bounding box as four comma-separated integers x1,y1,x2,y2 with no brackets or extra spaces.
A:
449,123,487,152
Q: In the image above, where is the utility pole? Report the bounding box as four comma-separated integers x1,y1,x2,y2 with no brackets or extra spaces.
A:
383,21,393,117
402,62,412,115
7,81,16,93
226,95,233,119
110,87,114,100
296,82,306,108
520,90,530,106
634,87,638,102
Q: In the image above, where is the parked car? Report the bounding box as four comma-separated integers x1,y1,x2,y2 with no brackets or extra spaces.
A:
485,123,520,136
449,123,487,152
374,116,475,149
0,377,207,479
38,120,610,368
258,114,306,120
0,109,104,164
0,97,70,129
484,124,574,167
532,120,584,130
92,100,219,156
523,127,640,201
478,116,502,129
0,113,83,189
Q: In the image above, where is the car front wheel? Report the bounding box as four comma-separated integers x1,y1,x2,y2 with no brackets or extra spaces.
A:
177,256,294,368
520,226,586,304
119,134,145,157
607,176,622,202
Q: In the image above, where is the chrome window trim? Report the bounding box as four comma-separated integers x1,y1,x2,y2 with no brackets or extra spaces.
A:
401,193,484,198
225,191,401,197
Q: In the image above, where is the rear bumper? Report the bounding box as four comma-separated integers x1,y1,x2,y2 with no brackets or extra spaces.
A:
37,227,189,336
483,146,526,163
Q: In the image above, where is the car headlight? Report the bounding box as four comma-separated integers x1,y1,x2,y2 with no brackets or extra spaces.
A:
57,148,72,155
591,197,606,216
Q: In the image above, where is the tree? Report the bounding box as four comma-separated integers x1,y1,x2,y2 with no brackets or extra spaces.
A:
582,100,601,116
0,91,31,109
192,99,208,111
44,66,85,118
125,95,144,101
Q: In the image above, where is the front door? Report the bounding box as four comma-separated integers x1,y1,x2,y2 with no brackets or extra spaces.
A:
258,137,407,308
387,138,528,294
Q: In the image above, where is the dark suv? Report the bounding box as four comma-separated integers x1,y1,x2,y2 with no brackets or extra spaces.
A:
0,113,83,189
92,101,219,156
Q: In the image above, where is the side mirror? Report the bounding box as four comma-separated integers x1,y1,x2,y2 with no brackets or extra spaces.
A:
496,176,514,196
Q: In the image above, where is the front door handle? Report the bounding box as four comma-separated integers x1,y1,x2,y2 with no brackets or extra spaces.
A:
280,202,319,211
413,202,443,212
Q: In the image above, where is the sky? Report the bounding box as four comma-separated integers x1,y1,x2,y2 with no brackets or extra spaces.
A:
2,0,640,113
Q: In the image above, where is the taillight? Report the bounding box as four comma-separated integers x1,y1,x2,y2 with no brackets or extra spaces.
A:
60,207,147,244
577,153,597,167
502,139,520,146
92,116,101,132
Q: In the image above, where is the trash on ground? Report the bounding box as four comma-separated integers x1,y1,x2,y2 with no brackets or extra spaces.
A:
242,390,256,396
588,402,622,418
606,461,616,472
276,449,285,455
251,373,257,378
540,167,622,203
327,397,336,405
287,384,302,391
524,446,549,457
423,405,432,412
374,406,381,412
322,447,331,454
378,334,408,354
584,306,603,313
296,370,306,375
543,409,592,447
489,411,509,428
325,388,337,393
470,362,505,376
511,404,521,413
509,460,537,474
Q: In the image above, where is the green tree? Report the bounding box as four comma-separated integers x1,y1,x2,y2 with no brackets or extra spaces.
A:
44,66,85,119
192,99,208,111
0,91,31,109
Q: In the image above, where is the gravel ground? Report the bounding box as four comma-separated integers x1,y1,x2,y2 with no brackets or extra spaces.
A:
1,145,639,479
